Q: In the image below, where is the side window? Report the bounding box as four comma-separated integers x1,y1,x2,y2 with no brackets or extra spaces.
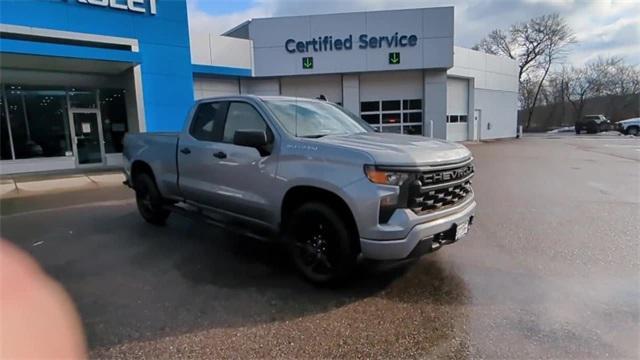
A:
190,102,226,141
223,102,268,143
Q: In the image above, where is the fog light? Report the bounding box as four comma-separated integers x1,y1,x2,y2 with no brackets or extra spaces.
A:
380,193,398,206
379,193,398,224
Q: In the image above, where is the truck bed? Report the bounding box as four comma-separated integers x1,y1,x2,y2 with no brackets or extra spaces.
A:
123,132,180,198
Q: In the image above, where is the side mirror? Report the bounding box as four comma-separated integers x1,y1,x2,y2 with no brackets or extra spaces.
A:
233,129,268,148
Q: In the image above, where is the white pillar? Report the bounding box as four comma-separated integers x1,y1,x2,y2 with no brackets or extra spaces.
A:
341,74,359,115
423,70,447,139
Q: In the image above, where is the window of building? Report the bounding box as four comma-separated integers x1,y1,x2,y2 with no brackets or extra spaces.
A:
381,100,400,111
361,114,379,125
360,101,379,112
69,88,97,109
4,85,72,160
360,98,423,135
1,94,12,160
223,102,267,143
447,115,468,123
1,85,132,161
99,89,128,153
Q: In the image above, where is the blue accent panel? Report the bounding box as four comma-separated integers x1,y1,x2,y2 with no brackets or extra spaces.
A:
0,0,195,133
192,64,252,77
140,43,192,75
141,73,194,131
0,39,141,63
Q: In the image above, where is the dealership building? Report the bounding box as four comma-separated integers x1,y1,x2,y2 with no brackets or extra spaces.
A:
0,0,517,174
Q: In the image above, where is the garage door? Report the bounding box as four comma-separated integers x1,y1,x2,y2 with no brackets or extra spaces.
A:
280,75,342,103
447,77,469,141
359,71,423,135
193,76,239,99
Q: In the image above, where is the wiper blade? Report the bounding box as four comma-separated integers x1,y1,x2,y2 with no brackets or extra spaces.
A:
300,134,329,138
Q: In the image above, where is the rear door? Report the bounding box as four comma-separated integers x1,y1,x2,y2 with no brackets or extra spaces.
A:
177,101,228,204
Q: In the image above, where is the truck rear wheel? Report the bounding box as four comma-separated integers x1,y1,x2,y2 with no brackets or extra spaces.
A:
285,202,357,285
134,173,170,226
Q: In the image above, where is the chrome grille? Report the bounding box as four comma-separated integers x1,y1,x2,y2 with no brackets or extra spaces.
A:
408,160,474,214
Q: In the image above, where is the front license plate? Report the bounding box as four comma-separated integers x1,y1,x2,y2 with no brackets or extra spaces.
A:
455,221,469,240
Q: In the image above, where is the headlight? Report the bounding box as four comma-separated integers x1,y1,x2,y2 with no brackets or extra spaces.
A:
364,165,410,186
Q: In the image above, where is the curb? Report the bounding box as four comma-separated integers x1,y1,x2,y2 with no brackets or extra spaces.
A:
0,172,126,200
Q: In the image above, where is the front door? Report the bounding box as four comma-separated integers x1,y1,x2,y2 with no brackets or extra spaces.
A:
71,111,103,165
178,100,277,224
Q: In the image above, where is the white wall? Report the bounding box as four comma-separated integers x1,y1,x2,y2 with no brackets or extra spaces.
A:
193,76,240,99
191,34,252,69
449,46,518,92
475,89,518,139
280,75,342,103
449,46,518,140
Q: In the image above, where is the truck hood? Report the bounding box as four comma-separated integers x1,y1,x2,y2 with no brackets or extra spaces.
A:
315,132,472,166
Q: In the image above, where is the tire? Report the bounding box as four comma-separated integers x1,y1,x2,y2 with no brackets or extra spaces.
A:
575,128,580,134
285,202,358,285
626,126,639,136
134,173,170,226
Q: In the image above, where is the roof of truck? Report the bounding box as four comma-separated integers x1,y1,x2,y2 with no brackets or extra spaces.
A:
195,95,328,103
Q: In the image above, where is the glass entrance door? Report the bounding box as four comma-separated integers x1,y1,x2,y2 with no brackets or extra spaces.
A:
71,112,103,165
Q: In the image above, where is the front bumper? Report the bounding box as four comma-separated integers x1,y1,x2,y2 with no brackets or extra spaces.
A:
360,200,476,260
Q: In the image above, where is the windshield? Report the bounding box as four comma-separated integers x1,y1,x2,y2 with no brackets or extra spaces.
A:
263,99,373,138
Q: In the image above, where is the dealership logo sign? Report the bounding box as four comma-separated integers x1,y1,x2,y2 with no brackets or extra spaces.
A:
76,0,157,15
285,33,418,54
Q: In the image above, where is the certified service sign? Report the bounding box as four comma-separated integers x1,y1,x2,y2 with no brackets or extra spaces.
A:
76,0,157,15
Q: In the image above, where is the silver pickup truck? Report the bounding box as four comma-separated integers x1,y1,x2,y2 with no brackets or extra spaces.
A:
123,95,476,283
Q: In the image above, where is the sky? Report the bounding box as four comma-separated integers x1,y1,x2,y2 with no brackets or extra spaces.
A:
187,0,640,67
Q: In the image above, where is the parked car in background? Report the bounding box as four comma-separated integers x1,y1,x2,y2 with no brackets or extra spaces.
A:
575,115,612,134
615,117,640,136
123,96,476,284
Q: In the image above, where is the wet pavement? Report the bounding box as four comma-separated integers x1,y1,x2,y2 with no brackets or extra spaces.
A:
1,134,638,358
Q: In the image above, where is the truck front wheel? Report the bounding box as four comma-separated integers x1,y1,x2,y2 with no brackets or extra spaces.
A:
134,173,170,226
285,202,357,285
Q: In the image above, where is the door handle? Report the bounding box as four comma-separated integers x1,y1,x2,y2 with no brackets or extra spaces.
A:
180,147,191,155
213,151,227,159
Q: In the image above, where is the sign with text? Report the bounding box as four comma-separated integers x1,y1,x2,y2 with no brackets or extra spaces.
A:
76,0,157,15
286,33,417,54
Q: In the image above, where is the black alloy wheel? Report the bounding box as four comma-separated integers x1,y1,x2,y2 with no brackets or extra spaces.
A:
134,173,170,225
286,202,357,284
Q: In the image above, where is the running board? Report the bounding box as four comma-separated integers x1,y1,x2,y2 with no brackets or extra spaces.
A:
164,203,275,242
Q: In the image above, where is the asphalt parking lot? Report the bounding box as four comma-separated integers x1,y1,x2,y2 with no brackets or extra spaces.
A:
1,134,638,358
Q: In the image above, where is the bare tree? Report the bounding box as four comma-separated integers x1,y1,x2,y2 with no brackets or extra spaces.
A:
563,59,611,122
473,14,575,128
519,75,540,109
599,57,640,96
